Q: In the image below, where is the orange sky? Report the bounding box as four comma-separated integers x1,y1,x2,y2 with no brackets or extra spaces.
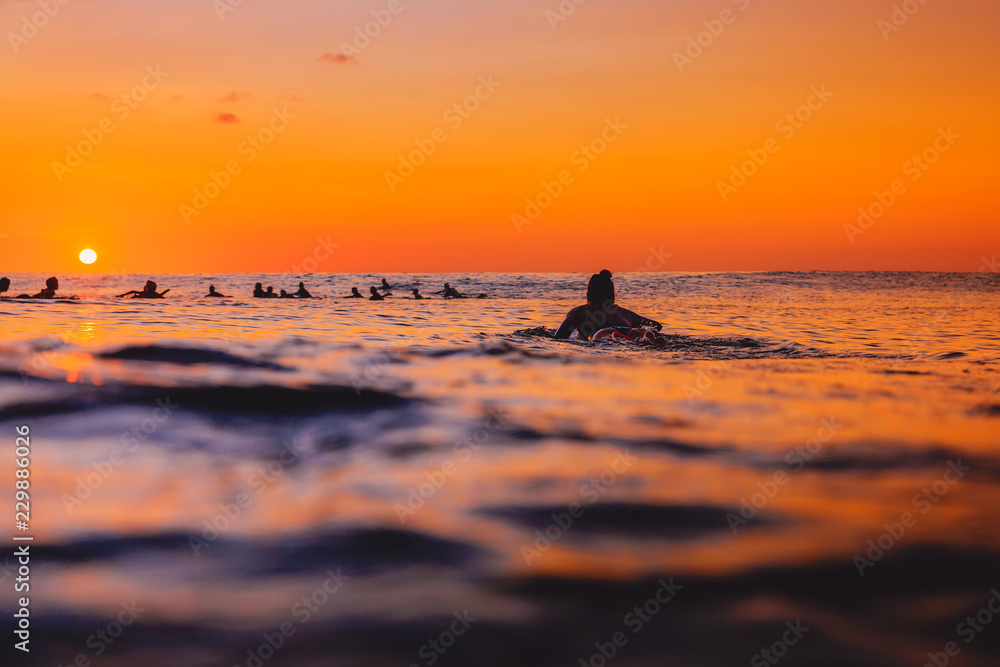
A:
1,0,997,273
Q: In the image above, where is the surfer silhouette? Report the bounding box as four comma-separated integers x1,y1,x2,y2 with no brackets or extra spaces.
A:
434,283,464,299
554,270,663,343
119,280,167,299
17,276,60,299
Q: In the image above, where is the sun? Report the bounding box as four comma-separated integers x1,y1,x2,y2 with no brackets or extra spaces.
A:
79,249,98,265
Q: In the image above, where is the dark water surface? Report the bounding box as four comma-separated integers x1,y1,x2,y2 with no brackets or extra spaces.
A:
1,271,998,666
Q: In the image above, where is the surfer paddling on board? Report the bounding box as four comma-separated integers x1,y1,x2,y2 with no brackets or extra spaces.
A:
119,280,169,299
554,270,665,345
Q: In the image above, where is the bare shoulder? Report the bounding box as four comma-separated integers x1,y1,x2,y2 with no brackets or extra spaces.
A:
554,304,590,339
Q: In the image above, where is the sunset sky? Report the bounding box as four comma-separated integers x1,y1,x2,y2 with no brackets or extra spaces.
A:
1,0,997,273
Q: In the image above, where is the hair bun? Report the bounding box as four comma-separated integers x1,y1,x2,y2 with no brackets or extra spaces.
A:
599,269,613,279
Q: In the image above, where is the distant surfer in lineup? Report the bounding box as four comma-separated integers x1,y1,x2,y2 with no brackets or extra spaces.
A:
410,289,424,300
252,284,278,298
432,282,488,299
206,285,228,298
279,289,295,298
119,280,168,299
380,278,392,293
39,276,60,298
38,276,61,299
344,287,363,299
369,287,384,301
295,282,313,298
0,277,9,296
15,276,59,299
434,283,464,299
554,270,665,344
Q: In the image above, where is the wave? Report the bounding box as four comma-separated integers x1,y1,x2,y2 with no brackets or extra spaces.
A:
35,527,487,576
20,541,1000,667
0,378,408,420
477,502,783,540
97,344,289,369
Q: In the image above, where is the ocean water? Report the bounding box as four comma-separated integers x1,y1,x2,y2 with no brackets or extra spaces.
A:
1,271,998,667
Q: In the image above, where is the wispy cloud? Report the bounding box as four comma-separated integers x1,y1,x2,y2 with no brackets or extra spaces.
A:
319,53,357,65
217,90,252,103
214,112,240,124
